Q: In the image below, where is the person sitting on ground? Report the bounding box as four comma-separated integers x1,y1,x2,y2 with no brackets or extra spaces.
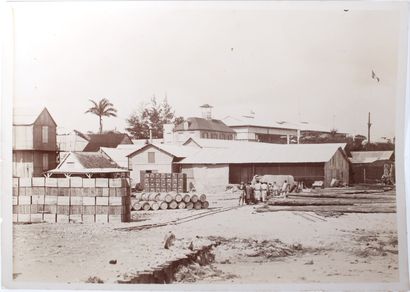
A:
238,182,246,206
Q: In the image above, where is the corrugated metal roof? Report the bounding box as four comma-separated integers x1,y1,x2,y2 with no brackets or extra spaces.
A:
48,152,127,174
350,151,394,164
222,116,335,133
74,152,120,168
174,117,235,133
183,137,270,149
100,145,145,168
82,132,133,152
127,143,200,158
178,143,347,164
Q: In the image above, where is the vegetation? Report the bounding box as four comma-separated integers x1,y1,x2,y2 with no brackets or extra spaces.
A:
85,98,117,134
126,96,184,139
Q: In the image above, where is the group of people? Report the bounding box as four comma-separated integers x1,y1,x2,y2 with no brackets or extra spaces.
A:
238,180,293,206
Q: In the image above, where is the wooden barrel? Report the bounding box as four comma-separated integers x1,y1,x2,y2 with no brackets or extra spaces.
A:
186,202,194,210
194,201,202,210
135,193,144,201
159,193,172,203
183,194,191,203
191,194,199,203
141,193,150,201
175,193,183,203
132,201,142,211
159,201,168,210
199,194,207,202
149,193,161,201
169,200,178,209
149,201,160,211
201,201,209,209
140,201,151,211
177,201,186,209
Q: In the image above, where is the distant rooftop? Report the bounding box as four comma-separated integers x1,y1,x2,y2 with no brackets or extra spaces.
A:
174,117,235,133
13,106,56,126
350,151,394,164
178,142,347,164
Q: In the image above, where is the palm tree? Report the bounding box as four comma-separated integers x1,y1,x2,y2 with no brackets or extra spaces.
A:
85,98,117,134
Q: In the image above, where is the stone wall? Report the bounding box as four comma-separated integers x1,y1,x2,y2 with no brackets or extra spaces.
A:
12,177,131,223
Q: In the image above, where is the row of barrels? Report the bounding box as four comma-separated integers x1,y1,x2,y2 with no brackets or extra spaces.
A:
132,192,209,211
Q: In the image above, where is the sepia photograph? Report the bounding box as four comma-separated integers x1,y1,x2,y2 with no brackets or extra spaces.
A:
1,1,409,290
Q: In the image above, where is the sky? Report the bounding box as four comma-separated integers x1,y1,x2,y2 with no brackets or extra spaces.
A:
11,2,404,139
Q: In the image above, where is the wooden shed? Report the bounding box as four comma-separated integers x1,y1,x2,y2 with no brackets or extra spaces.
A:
349,151,395,184
13,107,58,177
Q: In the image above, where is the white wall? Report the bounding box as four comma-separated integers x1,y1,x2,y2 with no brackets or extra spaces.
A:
181,164,229,193
13,125,33,149
129,145,174,186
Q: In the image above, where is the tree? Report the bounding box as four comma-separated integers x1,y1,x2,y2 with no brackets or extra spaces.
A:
85,98,118,134
126,96,184,139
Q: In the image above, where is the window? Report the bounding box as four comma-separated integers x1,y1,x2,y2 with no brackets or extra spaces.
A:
148,152,155,163
42,126,48,143
42,153,48,170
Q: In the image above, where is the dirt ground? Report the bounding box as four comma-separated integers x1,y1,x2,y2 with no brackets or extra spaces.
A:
12,190,399,284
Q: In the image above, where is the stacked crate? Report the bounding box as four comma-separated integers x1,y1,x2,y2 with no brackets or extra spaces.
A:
142,173,187,193
12,177,131,223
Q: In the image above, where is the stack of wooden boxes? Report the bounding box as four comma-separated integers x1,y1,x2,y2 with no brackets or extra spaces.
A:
142,173,187,193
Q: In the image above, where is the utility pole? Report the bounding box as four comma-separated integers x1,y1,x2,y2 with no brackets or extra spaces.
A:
367,112,372,144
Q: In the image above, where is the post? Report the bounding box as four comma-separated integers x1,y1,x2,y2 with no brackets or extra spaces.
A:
367,112,372,144
286,134,290,144
149,128,153,143
297,129,300,144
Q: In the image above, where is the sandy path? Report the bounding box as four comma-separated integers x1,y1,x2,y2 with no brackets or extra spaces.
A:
13,192,399,284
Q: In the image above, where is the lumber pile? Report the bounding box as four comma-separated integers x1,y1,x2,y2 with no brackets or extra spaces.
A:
132,192,209,211
261,188,396,214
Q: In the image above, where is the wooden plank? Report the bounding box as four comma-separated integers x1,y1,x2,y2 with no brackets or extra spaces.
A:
19,196,31,205
57,205,70,215
70,205,82,215
31,214,43,223
109,215,122,223
83,178,96,188
95,214,108,223
57,178,70,188
19,178,32,187
69,177,83,187
57,188,70,196
57,196,70,206
45,178,58,187
96,205,109,214
17,214,31,223
82,205,96,215
57,214,70,223
82,214,95,223
109,197,122,206
108,206,123,215
96,178,108,188
96,197,109,206
43,214,56,223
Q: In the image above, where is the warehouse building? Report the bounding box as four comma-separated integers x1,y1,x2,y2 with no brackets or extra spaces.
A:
349,151,395,184
176,143,349,192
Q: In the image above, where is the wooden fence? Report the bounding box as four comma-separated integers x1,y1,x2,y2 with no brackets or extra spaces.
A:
12,177,131,223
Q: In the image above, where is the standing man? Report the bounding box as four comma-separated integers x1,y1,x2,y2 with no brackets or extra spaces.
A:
261,182,268,202
245,183,252,205
254,180,262,203
281,180,290,198
238,182,246,206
